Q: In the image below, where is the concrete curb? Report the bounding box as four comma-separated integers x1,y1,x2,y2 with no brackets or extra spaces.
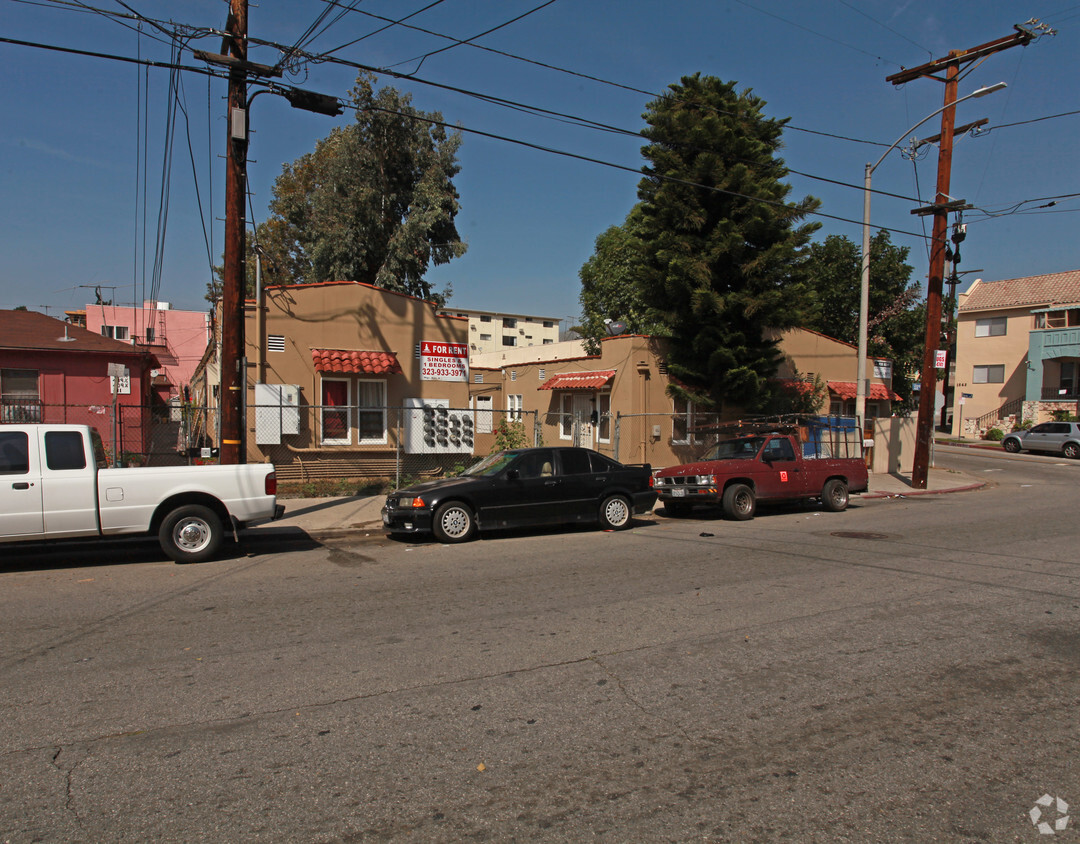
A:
860,481,987,499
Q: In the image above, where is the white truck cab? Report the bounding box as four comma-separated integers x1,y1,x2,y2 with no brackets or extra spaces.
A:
0,424,284,563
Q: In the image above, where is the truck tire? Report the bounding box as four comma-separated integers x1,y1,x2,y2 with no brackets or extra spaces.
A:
821,479,849,512
159,504,223,564
598,494,631,530
722,483,756,521
432,501,476,543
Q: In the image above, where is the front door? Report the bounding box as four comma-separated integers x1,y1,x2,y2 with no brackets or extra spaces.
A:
572,394,595,448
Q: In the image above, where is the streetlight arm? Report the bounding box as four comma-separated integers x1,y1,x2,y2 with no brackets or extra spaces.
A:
868,82,1006,174
854,81,1005,433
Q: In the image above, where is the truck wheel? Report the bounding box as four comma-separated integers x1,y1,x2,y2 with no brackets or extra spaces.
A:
159,504,223,564
432,501,476,543
722,484,756,521
599,494,631,530
821,479,849,512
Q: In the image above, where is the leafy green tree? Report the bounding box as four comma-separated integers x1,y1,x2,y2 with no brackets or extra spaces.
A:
577,206,661,353
634,74,821,412
803,230,924,410
207,72,466,305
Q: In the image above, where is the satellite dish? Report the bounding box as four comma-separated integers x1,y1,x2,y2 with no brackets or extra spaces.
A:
605,320,627,336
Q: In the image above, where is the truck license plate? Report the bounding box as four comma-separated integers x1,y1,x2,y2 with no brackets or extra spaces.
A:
671,488,686,497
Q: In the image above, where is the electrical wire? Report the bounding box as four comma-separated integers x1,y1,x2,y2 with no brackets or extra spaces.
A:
320,0,451,57
834,0,933,58
385,0,561,74
302,3,890,148
342,97,930,240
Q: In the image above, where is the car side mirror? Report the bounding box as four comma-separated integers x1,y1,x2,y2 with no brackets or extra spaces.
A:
506,469,520,480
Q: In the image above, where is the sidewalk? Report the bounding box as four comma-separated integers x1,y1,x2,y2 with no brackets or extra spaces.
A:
260,467,986,541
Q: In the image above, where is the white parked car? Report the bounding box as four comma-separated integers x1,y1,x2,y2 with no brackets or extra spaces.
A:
0,424,284,562
1001,421,1080,459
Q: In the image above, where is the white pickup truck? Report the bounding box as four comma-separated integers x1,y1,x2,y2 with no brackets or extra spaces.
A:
0,424,284,563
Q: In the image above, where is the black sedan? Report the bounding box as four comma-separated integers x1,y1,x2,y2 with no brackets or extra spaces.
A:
382,447,657,543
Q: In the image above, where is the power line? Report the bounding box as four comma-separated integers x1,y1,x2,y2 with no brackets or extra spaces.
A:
320,0,450,57
384,0,561,73
346,98,931,241
303,2,891,148
833,0,933,58
0,34,227,78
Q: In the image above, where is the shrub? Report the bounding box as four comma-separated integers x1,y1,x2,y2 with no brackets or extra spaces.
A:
491,419,528,453
983,427,1005,442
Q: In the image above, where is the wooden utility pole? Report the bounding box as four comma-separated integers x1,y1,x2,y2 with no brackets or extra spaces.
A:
887,27,1034,489
220,0,248,465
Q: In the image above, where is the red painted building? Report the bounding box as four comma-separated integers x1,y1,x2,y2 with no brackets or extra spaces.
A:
0,309,158,457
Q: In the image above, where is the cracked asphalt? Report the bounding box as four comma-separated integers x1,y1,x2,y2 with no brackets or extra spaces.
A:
1,449,1078,841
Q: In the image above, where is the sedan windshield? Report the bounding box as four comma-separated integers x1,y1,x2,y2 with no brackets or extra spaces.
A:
702,437,766,461
460,450,521,477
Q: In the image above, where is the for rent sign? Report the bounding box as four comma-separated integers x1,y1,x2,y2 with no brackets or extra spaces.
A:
420,341,469,382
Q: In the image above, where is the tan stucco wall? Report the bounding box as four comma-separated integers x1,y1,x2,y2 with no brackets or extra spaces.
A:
951,306,1031,435
244,281,470,461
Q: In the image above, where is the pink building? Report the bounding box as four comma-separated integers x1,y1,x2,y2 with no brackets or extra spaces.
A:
83,301,211,404
0,309,157,457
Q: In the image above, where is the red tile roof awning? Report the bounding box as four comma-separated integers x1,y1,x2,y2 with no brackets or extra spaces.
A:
312,349,403,375
538,369,616,391
827,381,900,402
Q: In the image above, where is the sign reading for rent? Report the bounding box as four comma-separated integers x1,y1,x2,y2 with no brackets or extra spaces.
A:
421,341,469,382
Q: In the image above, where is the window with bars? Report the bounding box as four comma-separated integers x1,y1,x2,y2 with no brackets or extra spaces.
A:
0,369,41,422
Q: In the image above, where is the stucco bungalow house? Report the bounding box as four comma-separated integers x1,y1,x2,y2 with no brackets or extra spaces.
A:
212,281,896,479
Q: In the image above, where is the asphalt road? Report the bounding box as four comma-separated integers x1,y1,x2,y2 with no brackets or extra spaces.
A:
1,449,1078,842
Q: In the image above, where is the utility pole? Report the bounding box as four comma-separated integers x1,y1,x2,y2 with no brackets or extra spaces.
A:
887,25,1037,488
196,6,337,465
220,0,248,465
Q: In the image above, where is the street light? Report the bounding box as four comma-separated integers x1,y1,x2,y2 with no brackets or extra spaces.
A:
855,82,1006,428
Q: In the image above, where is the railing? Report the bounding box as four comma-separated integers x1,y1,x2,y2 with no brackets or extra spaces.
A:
1041,387,1080,400
0,399,43,423
973,397,1023,430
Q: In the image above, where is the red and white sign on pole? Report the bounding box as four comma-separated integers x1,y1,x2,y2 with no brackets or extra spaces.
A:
420,341,469,382
934,349,947,369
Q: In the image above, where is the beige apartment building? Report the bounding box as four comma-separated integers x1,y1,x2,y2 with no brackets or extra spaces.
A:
438,306,562,354
952,271,1080,436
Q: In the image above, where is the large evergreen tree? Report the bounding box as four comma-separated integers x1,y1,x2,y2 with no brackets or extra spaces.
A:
209,72,466,305
635,74,820,412
803,230,924,410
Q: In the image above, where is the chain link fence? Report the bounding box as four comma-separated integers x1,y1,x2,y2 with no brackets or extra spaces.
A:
1,402,219,467
252,403,540,487
611,412,725,468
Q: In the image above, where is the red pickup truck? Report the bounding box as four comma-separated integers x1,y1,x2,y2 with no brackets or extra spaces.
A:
653,423,869,520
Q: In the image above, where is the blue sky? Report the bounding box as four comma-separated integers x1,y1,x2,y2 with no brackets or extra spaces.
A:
1,1,1077,330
